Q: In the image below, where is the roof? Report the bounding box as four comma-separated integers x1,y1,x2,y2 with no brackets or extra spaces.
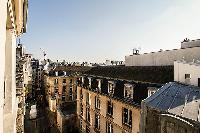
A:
48,66,92,77
85,66,173,83
145,82,200,122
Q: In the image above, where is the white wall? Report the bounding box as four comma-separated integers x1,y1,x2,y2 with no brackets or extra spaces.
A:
4,29,17,133
125,47,200,66
174,61,200,86
0,0,7,132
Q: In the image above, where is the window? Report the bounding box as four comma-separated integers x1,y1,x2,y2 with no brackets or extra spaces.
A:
107,101,113,116
124,84,134,99
62,95,65,101
81,77,84,84
106,122,113,133
185,74,191,84
148,87,157,97
75,87,77,99
166,122,175,133
80,119,82,132
86,107,90,122
86,92,90,105
63,79,66,83
88,77,92,88
4,81,5,99
185,74,191,79
54,79,58,84
69,87,73,100
97,79,101,90
95,96,100,109
150,91,155,96
122,108,132,127
80,103,83,116
108,81,115,94
80,89,83,100
70,79,73,84
178,126,187,133
95,114,100,130
86,125,90,133
62,86,66,93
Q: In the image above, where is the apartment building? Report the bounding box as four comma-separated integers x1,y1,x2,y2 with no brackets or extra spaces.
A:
44,70,79,132
140,60,200,133
76,75,161,133
16,43,32,133
125,39,200,66
0,0,28,133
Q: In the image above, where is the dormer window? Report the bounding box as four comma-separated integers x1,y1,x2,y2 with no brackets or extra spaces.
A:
124,84,134,99
147,87,158,97
88,77,92,88
97,79,102,92
55,71,58,76
81,77,84,86
108,81,115,94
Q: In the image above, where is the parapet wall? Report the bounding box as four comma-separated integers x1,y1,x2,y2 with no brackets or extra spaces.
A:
181,39,200,48
125,47,200,66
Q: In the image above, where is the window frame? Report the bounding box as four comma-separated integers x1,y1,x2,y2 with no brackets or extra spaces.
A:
124,84,134,99
95,96,101,110
106,121,113,133
107,101,113,116
122,107,132,127
95,114,100,130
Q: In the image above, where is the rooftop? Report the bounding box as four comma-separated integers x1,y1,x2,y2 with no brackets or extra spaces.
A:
79,75,161,106
145,82,200,123
48,66,92,77
85,66,173,84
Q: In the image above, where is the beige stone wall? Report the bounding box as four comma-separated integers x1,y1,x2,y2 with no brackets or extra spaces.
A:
77,86,141,133
46,76,77,103
125,47,200,66
0,1,7,132
0,0,28,132
174,61,200,86
4,29,17,133
57,110,63,133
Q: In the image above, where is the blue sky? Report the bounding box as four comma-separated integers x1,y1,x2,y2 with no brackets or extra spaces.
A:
22,0,200,63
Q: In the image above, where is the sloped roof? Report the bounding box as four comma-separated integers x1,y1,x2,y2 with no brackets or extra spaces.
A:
85,66,173,83
145,82,200,122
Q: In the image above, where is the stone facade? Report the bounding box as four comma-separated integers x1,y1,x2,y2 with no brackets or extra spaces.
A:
0,0,28,133
76,76,160,133
44,72,78,132
16,44,32,133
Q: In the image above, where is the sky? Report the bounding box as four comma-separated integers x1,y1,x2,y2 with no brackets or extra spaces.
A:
22,0,200,63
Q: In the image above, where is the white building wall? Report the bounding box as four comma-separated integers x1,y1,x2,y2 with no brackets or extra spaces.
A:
125,47,200,66
174,61,200,86
4,29,17,133
0,0,7,132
